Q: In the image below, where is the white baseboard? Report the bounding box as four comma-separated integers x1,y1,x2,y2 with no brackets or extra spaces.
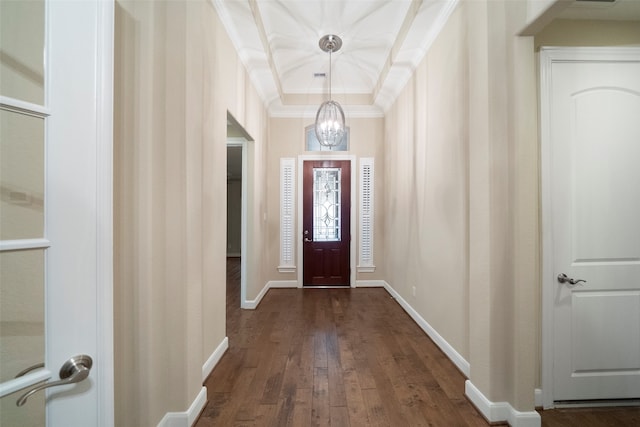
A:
355,279,385,287
243,280,298,309
243,282,270,309
465,381,541,427
383,281,470,377
157,387,207,427
268,280,298,288
202,337,229,382
156,337,227,426
535,388,543,408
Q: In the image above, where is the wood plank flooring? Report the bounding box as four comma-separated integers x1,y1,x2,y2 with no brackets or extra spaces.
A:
195,258,640,426
540,406,640,427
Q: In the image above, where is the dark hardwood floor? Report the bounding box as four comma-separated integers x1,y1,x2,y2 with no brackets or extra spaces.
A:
540,406,640,427
195,258,640,426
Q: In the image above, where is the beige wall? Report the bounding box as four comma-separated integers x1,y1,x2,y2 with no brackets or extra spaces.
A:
535,19,640,49
384,0,470,368
266,117,386,285
384,0,540,411
383,1,640,414
113,1,268,425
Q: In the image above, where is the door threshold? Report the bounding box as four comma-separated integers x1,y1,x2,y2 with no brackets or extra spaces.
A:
553,399,640,409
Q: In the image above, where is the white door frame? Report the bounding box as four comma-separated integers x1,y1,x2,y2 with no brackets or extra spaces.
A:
92,1,115,424
49,0,114,424
297,154,356,288
540,46,640,409
227,138,248,308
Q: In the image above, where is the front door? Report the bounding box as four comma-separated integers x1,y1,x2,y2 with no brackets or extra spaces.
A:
0,1,112,425
303,160,350,286
542,47,640,403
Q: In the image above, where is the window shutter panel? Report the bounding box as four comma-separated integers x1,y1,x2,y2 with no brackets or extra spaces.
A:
358,158,375,271
279,158,296,272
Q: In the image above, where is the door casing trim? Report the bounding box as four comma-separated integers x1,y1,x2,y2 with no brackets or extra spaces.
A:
297,155,356,288
96,0,115,424
228,137,249,309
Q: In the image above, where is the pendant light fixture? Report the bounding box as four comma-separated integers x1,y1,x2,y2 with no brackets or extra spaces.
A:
315,34,345,148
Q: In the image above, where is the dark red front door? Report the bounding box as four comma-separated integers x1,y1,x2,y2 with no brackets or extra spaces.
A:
303,160,350,286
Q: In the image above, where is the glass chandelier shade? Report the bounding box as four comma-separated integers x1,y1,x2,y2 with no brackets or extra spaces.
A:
315,100,345,147
315,35,345,148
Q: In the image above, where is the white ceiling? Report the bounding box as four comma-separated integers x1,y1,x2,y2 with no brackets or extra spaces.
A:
213,0,458,117
214,0,640,119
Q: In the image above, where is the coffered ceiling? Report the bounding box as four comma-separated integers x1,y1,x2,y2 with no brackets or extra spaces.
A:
214,0,640,118
213,0,458,117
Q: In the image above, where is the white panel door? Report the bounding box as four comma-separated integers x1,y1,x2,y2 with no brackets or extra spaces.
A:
542,47,640,403
0,0,113,425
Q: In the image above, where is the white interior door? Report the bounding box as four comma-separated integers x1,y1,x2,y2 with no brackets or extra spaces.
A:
0,1,113,425
542,47,640,405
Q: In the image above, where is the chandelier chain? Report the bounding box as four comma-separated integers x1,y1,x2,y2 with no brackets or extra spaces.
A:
329,48,332,101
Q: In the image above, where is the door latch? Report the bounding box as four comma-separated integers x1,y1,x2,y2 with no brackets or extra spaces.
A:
557,273,586,286
16,355,93,407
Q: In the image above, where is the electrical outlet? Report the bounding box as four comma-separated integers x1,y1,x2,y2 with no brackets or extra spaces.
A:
412,286,416,297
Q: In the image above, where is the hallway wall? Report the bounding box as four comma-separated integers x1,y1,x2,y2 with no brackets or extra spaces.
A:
383,0,540,415
113,1,268,425
384,0,469,376
380,0,640,417
534,19,640,49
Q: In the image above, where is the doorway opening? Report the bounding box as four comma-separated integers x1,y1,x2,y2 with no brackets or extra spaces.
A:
298,155,356,287
226,112,252,308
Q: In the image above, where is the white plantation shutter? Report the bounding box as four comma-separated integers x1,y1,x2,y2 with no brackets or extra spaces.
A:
279,158,296,272
358,158,375,272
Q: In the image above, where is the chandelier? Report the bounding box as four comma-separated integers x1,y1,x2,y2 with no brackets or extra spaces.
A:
314,34,345,148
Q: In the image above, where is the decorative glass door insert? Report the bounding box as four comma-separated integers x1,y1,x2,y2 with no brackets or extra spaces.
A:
313,168,341,242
